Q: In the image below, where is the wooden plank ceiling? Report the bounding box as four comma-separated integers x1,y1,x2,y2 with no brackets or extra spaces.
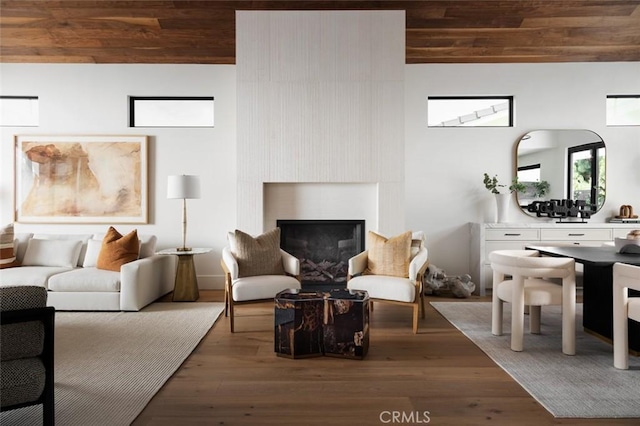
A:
1,0,639,64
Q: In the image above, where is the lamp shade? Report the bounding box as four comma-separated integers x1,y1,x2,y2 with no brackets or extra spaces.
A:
167,175,201,199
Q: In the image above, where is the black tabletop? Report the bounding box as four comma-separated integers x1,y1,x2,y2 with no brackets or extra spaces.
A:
525,245,640,267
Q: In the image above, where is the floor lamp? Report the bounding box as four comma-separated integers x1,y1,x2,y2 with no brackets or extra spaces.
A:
167,175,201,251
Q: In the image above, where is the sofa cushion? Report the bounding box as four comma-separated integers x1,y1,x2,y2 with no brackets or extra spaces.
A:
22,239,83,268
0,223,19,269
230,228,285,278
365,231,411,278
32,233,92,266
82,239,102,268
48,268,121,292
0,266,73,289
97,227,140,272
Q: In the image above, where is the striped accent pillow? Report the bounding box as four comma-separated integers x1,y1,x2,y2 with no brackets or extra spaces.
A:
231,228,284,278
365,231,412,278
0,223,20,269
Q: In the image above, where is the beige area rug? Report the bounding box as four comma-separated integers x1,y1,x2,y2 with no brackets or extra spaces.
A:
1,302,224,426
431,302,640,418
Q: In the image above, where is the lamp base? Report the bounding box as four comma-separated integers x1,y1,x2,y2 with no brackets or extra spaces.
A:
176,247,192,252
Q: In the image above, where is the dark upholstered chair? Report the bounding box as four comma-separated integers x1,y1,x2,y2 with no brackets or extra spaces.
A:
0,286,55,425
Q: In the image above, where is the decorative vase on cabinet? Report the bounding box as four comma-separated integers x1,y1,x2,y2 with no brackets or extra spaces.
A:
495,193,510,223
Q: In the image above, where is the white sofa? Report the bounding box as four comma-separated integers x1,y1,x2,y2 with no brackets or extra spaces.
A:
0,233,176,311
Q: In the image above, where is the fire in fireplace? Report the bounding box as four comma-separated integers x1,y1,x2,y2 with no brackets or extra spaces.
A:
277,220,365,289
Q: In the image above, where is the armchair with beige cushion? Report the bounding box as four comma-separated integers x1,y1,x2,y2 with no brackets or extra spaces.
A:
346,231,429,333
221,228,301,332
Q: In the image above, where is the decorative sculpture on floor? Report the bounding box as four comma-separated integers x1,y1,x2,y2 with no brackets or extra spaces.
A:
527,199,594,222
424,264,476,298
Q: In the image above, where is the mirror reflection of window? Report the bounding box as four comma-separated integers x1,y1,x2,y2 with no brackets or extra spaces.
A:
516,130,606,216
568,142,606,209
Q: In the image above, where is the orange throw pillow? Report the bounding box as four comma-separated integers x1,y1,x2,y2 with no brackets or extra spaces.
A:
96,227,140,272
365,231,412,278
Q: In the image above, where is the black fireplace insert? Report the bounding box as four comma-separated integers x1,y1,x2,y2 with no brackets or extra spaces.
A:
277,219,365,289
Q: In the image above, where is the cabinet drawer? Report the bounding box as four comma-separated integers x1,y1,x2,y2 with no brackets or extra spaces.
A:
540,228,612,241
485,241,534,260
485,228,540,241
613,228,639,239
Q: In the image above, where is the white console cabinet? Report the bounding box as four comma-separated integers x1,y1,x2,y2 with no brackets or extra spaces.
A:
470,222,638,296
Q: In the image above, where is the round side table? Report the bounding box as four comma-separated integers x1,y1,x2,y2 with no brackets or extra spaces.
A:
157,248,212,302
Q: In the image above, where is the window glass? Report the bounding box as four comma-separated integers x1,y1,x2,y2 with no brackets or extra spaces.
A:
606,95,640,126
427,96,513,127
130,97,214,127
0,96,39,127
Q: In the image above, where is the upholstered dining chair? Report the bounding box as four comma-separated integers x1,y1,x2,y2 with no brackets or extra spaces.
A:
346,231,429,334
221,228,301,332
489,250,576,355
0,285,55,425
613,262,640,369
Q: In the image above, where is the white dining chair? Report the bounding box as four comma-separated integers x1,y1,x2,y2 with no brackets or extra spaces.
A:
490,250,576,355
613,262,640,369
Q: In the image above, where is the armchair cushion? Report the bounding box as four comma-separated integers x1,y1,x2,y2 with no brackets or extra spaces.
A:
231,275,301,302
230,228,285,278
365,231,411,278
348,275,416,303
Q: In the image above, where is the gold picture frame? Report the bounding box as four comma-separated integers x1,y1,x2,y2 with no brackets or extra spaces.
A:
14,135,149,224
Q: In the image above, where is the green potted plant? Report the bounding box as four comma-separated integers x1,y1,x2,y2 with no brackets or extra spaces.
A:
483,173,526,194
483,173,526,223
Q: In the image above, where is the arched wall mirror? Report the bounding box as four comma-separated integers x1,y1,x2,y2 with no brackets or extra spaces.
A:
516,129,606,217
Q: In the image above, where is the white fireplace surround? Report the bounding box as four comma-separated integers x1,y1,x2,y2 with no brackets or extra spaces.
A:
264,183,377,234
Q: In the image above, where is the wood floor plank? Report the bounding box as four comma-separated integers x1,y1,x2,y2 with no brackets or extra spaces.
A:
134,291,639,425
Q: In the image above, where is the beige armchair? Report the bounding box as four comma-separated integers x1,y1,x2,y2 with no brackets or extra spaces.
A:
346,231,429,333
221,228,301,332
0,285,55,425
613,262,640,369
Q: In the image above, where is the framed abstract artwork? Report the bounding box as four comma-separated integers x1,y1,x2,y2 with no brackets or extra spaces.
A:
14,135,149,223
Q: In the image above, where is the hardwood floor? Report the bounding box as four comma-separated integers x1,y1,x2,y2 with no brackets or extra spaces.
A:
133,291,636,425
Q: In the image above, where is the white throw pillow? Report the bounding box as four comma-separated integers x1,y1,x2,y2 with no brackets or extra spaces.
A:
82,239,103,268
22,239,83,268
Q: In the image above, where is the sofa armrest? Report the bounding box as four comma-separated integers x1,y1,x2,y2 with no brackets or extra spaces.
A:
119,255,176,311
221,247,239,280
348,250,369,278
409,247,429,282
280,249,300,277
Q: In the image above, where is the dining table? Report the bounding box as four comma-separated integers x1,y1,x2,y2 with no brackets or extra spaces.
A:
526,245,640,352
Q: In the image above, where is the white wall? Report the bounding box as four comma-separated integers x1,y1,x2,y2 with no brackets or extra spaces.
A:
405,62,640,275
0,64,237,288
2,61,639,287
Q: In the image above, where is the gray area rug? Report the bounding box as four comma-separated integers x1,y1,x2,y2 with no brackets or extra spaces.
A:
431,301,640,418
1,302,224,426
